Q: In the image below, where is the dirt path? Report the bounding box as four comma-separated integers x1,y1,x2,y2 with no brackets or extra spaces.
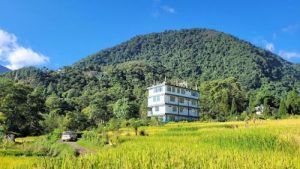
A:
64,142,95,156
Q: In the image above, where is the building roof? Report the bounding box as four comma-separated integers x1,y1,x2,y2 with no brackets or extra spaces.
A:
147,82,198,92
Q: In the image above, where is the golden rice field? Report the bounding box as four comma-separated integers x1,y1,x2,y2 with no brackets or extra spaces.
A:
1,119,300,169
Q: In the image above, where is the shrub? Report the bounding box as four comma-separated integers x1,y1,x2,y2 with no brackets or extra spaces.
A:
80,130,108,146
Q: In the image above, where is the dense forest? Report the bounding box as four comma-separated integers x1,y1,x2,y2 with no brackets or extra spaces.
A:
1,28,300,136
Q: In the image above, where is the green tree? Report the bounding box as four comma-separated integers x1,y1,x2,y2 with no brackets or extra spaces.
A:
113,98,132,119
248,94,256,114
0,80,45,136
230,98,237,115
286,90,300,115
278,99,287,117
200,77,247,119
263,98,271,117
63,111,89,131
129,118,143,136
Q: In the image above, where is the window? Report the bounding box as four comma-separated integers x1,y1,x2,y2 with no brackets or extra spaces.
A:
179,98,184,104
170,96,176,102
177,88,180,93
152,96,160,102
191,91,198,97
167,115,175,121
172,87,176,92
172,106,177,112
179,107,184,112
181,89,186,94
191,100,197,105
155,106,159,112
167,86,171,92
154,87,162,93
156,96,160,101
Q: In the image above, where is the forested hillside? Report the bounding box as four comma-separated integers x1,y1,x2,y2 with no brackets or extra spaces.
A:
75,29,300,90
1,28,300,135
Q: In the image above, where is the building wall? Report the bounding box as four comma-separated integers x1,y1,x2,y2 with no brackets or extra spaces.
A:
151,105,166,116
148,83,200,121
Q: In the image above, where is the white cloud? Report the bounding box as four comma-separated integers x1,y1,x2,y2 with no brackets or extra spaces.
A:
281,24,299,33
161,5,175,14
6,47,49,70
152,0,176,16
279,51,300,59
265,42,275,52
0,29,49,70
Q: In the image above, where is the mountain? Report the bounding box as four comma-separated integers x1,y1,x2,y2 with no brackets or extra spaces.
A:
74,28,299,89
0,65,10,74
2,28,300,97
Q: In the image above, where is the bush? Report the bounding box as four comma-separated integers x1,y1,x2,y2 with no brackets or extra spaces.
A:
48,143,75,157
139,130,148,136
80,130,108,146
47,128,63,143
239,111,249,121
108,118,121,131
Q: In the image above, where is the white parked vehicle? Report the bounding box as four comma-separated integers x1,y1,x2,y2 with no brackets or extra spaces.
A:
61,131,77,142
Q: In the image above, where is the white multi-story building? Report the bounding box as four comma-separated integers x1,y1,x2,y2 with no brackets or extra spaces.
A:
147,82,200,122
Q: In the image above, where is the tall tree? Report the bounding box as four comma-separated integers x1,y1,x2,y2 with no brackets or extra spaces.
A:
286,90,300,115
230,98,237,115
200,77,247,119
263,98,271,117
278,99,287,116
0,80,46,136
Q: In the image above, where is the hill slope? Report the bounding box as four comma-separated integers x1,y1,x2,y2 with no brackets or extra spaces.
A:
0,65,10,74
75,29,299,90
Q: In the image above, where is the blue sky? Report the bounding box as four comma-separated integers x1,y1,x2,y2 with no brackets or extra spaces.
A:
0,0,299,69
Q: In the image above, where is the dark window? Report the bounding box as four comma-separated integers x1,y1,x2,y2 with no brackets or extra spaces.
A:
179,98,184,103
179,107,184,112
172,87,176,92
191,91,198,97
167,86,171,92
192,100,197,105
170,96,176,102
181,89,186,94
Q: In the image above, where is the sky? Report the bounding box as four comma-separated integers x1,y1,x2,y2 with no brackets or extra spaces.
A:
0,0,299,70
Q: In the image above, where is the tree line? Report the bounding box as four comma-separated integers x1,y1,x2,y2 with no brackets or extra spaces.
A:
1,76,299,137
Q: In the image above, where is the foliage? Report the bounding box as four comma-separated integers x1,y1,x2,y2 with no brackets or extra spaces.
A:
286,90,300,115
113,98,138,119
278,99,287,117
200,77,247,119
0,78,46,136
63,111,89,131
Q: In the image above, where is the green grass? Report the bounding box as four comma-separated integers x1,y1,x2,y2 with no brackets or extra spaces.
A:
1,119,300,169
